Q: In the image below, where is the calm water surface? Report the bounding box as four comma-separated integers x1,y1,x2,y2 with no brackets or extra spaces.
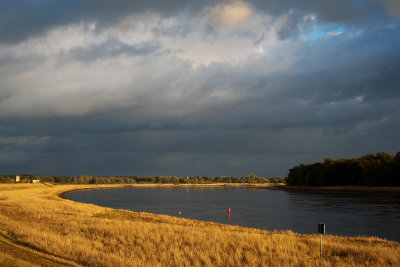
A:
66,186,400,242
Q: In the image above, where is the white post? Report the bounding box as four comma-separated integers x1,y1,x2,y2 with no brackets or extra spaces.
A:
320,234,322,258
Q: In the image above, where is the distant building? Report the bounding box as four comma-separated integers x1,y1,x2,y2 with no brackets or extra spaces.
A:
32,180,40,183
16,175,20,182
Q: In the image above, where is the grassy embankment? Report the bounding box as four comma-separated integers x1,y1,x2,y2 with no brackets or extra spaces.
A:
0,184,399,266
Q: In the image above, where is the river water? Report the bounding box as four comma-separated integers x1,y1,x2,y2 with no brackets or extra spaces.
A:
66,186,400,242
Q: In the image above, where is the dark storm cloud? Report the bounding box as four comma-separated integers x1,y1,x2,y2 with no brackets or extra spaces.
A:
303,24,400,104
1,0,400,177
1,114,399,176
0,0,209,44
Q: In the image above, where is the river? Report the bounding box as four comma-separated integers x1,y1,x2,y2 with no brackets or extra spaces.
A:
66,186,400,242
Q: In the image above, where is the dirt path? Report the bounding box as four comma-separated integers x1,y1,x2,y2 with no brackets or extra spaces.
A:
0,235,78,267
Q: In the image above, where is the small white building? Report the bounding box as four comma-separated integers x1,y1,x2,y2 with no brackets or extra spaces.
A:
32,180,40,183
16,175,20,182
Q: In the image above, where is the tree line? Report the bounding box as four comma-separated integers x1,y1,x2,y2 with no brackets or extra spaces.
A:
286,152,400,186
0,173,284,184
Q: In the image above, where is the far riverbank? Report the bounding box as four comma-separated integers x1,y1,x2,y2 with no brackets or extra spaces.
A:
270,185,400,195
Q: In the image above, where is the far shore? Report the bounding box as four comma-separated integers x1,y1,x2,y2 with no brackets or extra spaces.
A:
271,184,400,194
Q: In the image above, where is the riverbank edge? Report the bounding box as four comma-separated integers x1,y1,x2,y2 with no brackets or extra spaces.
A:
58,183,400,199
57,182,285,199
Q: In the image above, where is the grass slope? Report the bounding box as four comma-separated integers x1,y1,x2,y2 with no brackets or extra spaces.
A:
0,184,399,266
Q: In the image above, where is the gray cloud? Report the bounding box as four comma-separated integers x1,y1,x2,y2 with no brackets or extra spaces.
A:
68,38,162,63
0,0,394,45
252,0,388,25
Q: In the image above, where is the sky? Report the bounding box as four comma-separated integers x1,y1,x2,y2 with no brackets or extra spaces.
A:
0,0,399,177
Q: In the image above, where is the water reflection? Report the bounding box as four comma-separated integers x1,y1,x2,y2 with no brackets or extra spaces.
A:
285,190,400,240
66,186,400,242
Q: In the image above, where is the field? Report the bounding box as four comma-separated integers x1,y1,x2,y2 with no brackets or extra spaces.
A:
0,184,399,266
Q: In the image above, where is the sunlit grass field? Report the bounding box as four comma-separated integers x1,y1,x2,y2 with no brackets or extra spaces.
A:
0,184,399,266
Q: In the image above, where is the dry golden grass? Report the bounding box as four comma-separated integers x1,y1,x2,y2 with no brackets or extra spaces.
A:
0,184,399,266
0,253,38,267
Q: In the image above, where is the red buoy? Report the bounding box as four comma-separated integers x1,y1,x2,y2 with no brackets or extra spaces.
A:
228,208,231,213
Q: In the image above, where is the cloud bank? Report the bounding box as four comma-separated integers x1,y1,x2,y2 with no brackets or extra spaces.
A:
0,0,399,176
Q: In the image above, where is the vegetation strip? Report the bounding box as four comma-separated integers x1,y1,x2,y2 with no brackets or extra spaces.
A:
0,173,284,184
0,184,399,266
287,152,400,186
